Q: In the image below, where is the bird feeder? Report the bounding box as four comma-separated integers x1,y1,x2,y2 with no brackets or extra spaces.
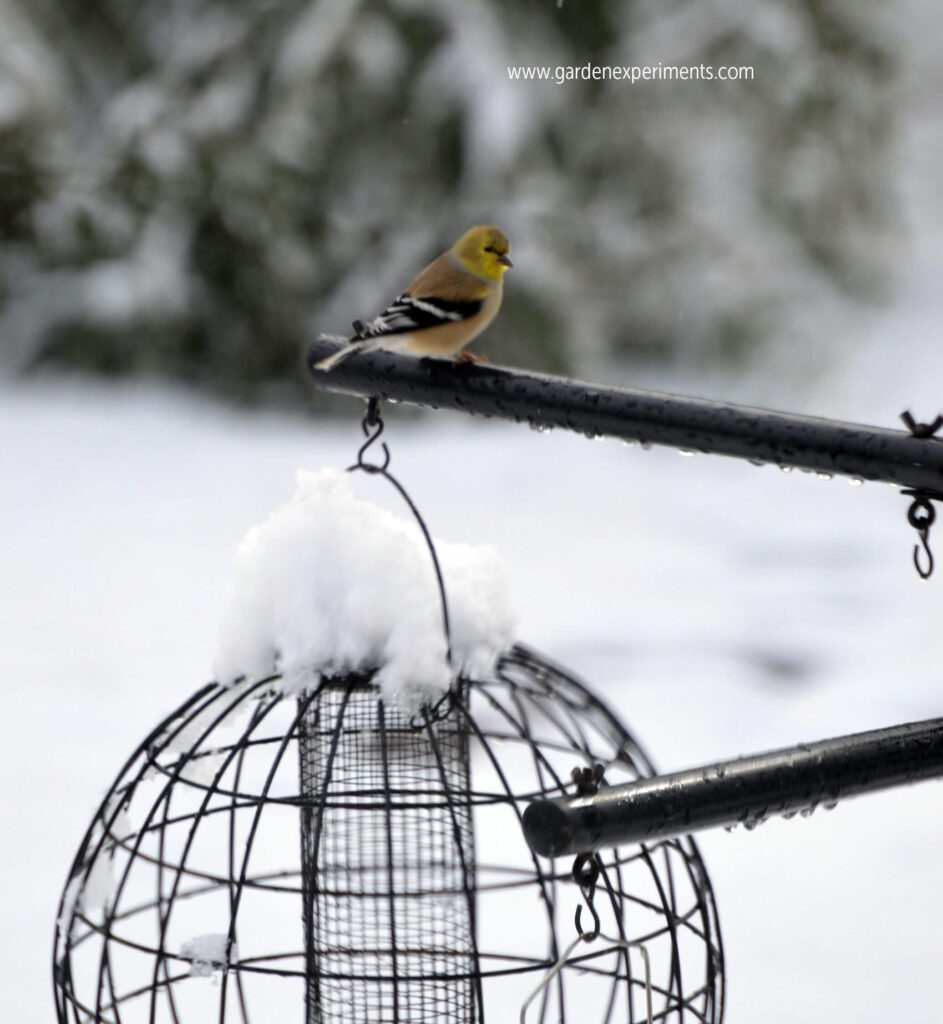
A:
53,646,723,1023
54,424,723,1024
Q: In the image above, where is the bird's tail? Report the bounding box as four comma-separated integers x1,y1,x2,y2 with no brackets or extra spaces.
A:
313,333,382,372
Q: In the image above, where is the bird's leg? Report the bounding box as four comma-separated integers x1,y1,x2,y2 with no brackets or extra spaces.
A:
454,350,489,364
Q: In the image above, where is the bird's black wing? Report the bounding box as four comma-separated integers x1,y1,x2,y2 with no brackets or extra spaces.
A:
354,294,483,339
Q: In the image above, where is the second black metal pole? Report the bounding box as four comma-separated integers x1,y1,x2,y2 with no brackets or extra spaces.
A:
522,716,943,857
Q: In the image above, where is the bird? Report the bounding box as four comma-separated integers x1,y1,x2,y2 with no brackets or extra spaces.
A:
314,225,512,371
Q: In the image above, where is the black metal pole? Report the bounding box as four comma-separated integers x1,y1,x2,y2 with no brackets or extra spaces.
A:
521,716,943,857
306,339,943,494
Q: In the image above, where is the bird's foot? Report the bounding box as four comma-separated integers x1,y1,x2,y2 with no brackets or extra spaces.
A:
454,350,489,364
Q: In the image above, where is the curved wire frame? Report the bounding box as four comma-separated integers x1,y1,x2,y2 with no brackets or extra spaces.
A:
53,645,724,1024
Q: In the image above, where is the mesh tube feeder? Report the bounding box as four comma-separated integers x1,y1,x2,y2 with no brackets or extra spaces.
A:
52,649,724,1024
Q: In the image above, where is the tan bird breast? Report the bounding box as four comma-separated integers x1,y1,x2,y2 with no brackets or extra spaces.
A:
401,281,503,356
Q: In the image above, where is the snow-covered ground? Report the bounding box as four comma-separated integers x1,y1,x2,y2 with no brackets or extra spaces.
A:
2,348,942,1021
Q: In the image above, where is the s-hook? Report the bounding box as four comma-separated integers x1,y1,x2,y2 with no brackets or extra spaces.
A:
902,491,935,579
900,410,943,580
570,763,607,941
351,396,390,472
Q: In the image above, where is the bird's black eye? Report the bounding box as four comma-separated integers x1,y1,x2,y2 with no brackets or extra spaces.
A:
483,245,496,253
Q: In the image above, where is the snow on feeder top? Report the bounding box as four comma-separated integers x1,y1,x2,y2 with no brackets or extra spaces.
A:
212,469,514,707
54,468,724,1024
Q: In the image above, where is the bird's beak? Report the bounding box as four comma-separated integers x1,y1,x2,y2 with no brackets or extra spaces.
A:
498,253,513,268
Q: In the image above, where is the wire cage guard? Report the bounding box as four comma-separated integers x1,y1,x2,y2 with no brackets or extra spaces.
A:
53,646,724,1024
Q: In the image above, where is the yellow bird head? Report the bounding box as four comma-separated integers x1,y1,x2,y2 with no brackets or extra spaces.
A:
451,225,513,282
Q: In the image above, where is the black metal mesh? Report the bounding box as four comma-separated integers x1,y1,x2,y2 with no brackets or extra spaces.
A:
298,683,476,1024
53,645,724,1024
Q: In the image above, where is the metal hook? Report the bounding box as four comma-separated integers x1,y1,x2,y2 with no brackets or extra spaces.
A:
572,853,601,941
903,491,936,580
899,413,942,579
350,397,390,472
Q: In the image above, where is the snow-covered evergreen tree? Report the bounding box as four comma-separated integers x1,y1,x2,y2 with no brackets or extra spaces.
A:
0,0,898,399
